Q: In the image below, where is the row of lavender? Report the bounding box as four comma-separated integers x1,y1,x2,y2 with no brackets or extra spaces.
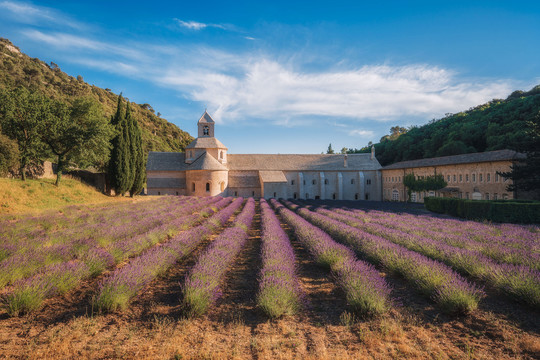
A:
182,198,256,316
332,206,539,268
6,197,231,316
305,204,540,308
0,196,207,288
270,199,393,316
257,199,302,318
95,197,245,312
283,200,483,314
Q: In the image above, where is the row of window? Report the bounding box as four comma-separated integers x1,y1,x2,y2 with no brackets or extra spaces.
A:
292,192,370,200
385,172,507,184
291,179,372,185
386,189,509,201
191,182,226,192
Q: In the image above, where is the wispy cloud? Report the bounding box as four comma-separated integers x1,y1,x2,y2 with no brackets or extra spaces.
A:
350,129,374,137
0,1,84,29
174,18,226,31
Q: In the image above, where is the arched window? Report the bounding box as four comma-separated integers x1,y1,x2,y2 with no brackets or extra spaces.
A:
192,183,195,192
273,192,277,198
365,193,370,200
332,193,336,200
354,193,359,200
305,193,309,199
176,192,179,196
324,179,329,185
291,180,295,185
293,192,297,199
219,151,223,159
220,182,225,192
203,126,209,135
206,182,210,192
312,179,316,185
158,191,161,195
351,179,355,184
392,189,399,201
234,191,238,197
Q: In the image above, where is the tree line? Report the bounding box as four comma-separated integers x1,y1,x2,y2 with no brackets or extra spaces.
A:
0,87,145,196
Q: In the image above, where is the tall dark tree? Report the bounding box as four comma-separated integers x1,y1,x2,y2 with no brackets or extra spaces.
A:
130,116,146,197
125,102,136,193
108,95,132,195
326,143,335,154
0,87,48,180
500,111,540,196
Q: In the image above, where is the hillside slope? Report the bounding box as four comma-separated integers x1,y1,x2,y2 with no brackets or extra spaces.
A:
0,38,193,154
350,86,540,166
0,177,140,214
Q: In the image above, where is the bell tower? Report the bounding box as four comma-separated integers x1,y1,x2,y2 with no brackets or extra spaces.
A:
198,110,215,137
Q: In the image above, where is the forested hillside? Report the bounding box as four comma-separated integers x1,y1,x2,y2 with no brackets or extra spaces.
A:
0,38,193,154
348,85,540,166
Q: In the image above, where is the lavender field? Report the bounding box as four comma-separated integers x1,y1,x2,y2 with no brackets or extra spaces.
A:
0,196,538,359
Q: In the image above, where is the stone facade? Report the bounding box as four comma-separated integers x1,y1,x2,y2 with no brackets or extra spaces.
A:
146,111,383,200
381,151,523,202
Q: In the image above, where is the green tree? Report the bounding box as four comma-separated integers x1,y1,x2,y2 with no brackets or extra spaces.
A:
40,98,113,185
0,87,48,180
129,115,146,197
108,95,132,195
326,143,335,154
403,173,447,202
500,111,540,196
0,131,19,176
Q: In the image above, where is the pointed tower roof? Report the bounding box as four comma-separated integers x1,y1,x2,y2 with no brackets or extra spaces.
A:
198,110,215,124
188,151,228,171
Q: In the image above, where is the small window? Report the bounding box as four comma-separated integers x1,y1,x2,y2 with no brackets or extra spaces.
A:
485,193,490,200
365,193,369,200
203,125,209,135
354,193,359,200
291,180,295,185
459,174,463,182
494,193,498,200
332,193,336,200
392,190,399,201
453,175,456,182
206,182,210,192
312,179,316,185
293,192,297,199
471,174,475,182
479,174,483,182
487,173,491,182
234,191,238,197
273,192,276,198
466,192,469,199
447,175,450,182
315,195,320,199
495,173,499,182
366,179,371,185
176,192,179,196
303,180,306,185
158,191,161,195
192,183,195,192
219,151,223,159
252,191,255,197
324,179,329,185
351,179,355,184
305,193,309,199
466,174,469,182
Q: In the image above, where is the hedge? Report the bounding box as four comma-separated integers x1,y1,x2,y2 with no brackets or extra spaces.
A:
424,197,540,224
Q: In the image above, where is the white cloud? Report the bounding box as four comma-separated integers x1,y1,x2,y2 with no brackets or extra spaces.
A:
0,1,83,29
20,28,516,127
174,19,226,31
350,129,374,137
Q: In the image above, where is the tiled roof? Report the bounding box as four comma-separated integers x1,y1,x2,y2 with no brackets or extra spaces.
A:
382,149,525,170
188,152,228,171
227,154,380,171
147,177,186,189
228,176,260,187
259,171,287,183
198,111,215,123
146,152,189,171
186,137,227,149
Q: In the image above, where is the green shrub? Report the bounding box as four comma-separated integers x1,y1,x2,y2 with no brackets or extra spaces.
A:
424,197,540,224
0,133,19,176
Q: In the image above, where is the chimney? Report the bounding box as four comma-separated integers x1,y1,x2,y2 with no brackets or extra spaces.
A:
370,145,375,160
344,154,348,168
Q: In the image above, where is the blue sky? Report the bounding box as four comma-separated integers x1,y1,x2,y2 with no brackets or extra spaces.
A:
1,1,539,153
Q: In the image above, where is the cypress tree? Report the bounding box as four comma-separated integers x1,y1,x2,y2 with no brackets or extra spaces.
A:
130,118,146,197
108,95,131,195
125,102,136,194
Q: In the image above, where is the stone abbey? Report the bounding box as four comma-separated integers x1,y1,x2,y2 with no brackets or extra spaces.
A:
146,111,382,200
146,112,522,202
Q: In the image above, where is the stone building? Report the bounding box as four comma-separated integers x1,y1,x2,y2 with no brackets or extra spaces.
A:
381,150,525,202
146,111,383,200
